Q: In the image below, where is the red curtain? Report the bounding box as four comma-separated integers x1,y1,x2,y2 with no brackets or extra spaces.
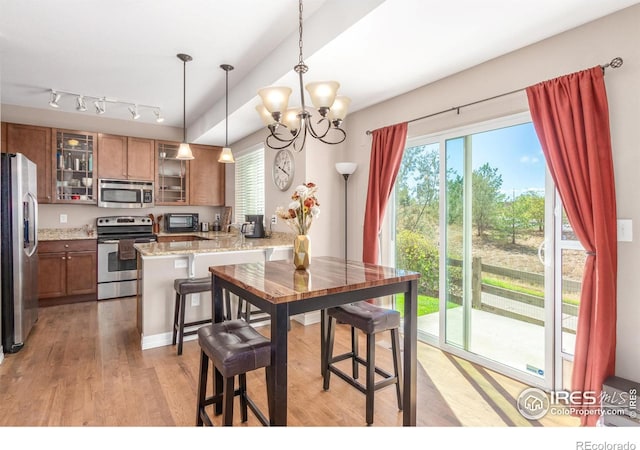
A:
526,66,617,426
362,122,408,264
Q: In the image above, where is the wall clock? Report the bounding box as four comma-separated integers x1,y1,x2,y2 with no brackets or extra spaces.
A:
272,149,295,191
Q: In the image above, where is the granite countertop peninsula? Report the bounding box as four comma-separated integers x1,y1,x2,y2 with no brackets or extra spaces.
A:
39,227,96,241
135,231,294,257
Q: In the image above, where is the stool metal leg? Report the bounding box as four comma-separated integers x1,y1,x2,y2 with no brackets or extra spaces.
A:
391,328,403,410
351,326,359,380
224,290,232,321
239,373,248,422
365,333,375,426
222,376,235,426
177,294,187,355
196,350,211,426
172,292,180,346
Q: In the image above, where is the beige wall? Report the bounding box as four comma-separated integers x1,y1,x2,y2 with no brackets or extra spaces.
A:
229,128,345,259
342,4,640,379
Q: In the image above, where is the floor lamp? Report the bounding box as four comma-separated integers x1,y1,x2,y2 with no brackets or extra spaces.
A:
335,162,358,261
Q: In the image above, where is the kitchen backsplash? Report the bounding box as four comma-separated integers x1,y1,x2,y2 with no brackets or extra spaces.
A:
39,203,225,230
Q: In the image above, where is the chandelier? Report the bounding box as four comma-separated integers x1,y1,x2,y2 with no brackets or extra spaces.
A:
256,0,350,152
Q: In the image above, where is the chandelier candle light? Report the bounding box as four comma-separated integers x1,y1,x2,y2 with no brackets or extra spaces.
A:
276,182,320,270
256,0,350,152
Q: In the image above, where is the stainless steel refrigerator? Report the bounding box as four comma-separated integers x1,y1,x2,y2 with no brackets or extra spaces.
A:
1,153,39,353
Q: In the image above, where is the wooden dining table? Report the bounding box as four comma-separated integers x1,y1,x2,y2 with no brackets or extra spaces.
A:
208,255,420,426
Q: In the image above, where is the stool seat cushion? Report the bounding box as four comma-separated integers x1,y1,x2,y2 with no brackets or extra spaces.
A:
174,276,211,295
327,301,400,334
198,320,271,379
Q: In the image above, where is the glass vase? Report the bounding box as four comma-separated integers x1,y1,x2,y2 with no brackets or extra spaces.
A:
293,234,310,270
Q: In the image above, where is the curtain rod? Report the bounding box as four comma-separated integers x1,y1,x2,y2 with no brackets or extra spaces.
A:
365,57,623,135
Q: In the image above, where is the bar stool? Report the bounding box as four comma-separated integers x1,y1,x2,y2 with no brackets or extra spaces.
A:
196,319,272,426
323,301,403,426
173,277,236,355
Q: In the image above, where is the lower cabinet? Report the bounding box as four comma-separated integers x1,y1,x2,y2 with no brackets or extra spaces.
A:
38,239,97,305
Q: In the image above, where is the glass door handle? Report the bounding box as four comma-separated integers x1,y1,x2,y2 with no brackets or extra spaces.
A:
537,241,548,266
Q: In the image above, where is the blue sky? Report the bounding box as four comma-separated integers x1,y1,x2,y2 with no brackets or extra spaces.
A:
446,121,546,196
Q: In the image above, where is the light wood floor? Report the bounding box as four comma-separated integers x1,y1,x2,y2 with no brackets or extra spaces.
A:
0,297,578,427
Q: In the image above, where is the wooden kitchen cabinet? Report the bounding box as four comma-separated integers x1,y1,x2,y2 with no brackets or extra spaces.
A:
1,122,7,152
97,133,154,181
38,239,97,305
5,123,53,203
53,129,97,204
155,140,188,205
189,144,225,206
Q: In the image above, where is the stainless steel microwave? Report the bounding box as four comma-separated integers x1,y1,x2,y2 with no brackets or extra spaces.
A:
164,213,199,233
98,179,154,208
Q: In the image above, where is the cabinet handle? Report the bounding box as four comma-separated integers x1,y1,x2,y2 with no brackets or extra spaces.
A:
61,256,66,260
64,244,69,248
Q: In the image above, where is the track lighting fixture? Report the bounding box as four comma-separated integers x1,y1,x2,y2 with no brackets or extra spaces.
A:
47,89,163,122
129,104,140,120
76,95,87,112
48,90,61,108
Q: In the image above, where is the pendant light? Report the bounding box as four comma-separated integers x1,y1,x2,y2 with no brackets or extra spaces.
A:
176,53,195,160
218,64,235,163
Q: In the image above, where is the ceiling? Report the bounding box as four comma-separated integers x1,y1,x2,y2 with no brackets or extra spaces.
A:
1,0,638,146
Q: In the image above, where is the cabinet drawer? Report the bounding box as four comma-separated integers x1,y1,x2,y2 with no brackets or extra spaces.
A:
39,239,96,253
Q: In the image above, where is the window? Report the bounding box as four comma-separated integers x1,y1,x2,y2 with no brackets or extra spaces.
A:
234,146,265,223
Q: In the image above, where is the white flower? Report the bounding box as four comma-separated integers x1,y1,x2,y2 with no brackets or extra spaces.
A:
310,205,320,218
289,201,300,211
295,185,308,197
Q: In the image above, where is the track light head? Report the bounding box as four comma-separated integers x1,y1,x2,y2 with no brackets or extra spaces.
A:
76,96,87,112
129,104,140,120
49,91,61,108
94,99,106,115
154,110,165,123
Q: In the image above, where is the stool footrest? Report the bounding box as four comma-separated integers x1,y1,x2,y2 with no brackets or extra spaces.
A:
329,351,395,379
327,363,399,394
199,387,270,426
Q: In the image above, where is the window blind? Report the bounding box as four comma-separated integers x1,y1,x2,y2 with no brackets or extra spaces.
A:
234,147,265,223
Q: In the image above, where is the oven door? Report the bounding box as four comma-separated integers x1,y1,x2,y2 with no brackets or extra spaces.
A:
97,240,139,299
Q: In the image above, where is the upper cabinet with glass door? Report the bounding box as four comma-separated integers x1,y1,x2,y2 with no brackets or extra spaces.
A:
155,141,188,205
54,129,97,204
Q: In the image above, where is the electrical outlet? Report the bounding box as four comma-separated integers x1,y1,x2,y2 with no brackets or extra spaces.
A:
191,293,200,307
215,213,221,222
60,214,68,224
271,215,277,225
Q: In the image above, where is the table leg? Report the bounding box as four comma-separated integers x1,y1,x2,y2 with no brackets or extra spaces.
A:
269,302,289,426
403,279,418,426
320,309,327,376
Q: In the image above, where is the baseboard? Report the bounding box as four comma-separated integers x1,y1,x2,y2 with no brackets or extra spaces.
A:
292,311,321,326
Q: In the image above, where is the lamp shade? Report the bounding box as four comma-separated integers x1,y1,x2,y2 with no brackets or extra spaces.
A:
218,147,235,163
305,81,339,110
255,104,275,127
327,96,351,122
335,162,358,176
258,86,292,115
176,142,194,160
282,108,301,133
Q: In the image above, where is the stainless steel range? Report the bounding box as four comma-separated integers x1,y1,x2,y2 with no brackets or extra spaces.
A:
96,216,156,300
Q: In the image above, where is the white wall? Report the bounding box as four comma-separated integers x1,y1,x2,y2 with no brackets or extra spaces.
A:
341,4,640,379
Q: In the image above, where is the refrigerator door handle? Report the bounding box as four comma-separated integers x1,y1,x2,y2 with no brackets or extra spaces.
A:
25,191,38,257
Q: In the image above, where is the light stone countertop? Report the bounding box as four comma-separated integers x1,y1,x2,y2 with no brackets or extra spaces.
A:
135,231,294,257
39,228,96,241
